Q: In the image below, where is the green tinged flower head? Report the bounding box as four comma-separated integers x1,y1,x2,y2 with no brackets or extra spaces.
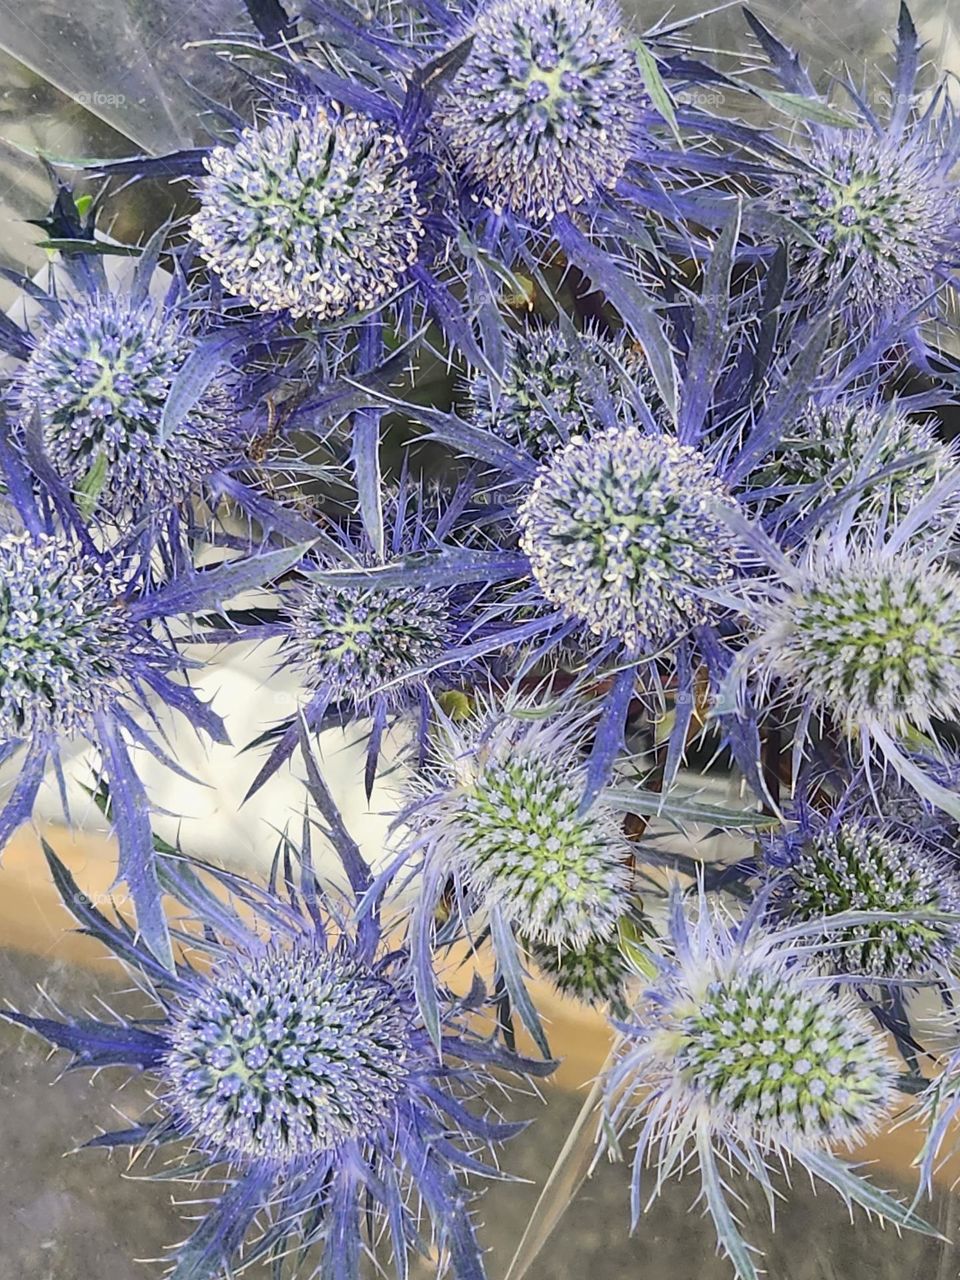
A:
414,702,631,949
764,818,960,979
751,542,960,738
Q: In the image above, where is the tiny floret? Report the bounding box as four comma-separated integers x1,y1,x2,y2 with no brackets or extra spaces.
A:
191,104,426,319
0,531,131,739
764,818,960,979
164,945,411,1164
519,426,738,650
19,293,241,515
436,0,641,221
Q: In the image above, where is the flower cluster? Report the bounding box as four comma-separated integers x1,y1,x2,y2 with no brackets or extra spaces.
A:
5,4,960,1280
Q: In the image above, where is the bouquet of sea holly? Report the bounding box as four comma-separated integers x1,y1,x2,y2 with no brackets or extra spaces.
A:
3,0,960,1276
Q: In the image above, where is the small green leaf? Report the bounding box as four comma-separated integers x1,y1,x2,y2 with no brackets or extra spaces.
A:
74,451,109,518
618,916,658,978
74,193,93,218
634,40,682,146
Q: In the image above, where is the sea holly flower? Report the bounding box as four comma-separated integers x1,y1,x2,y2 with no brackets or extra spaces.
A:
751,397,958,530
391,694,635,1053
2,784,551,1280
467,323,658,462
527,915,645,1017
729,524,960,818
0,444,307,969
433,0,642,223
241,478,498,800
749,6,960,341
191,103,427,321
0,180,319,560
762,811,960,979
518,427,739,652
18,290,246,518
604,891,933,1280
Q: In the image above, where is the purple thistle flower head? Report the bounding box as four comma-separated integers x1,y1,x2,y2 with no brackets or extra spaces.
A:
468,324,659,461
777,125,959,332
19,292,244,516
164,943,413,1165
436,0,642,221
746,540,960,743
283,573,451,708
405,694,632,950
756,397,957,527
191,103,427,319
527,923,636,1015
604,891,927,1276
518,426,739,651
3,795,549,1280
0,530,134,738
762,813,960,979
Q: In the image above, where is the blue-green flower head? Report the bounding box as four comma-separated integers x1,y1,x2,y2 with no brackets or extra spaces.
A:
777,125,960,330
0,530,133,739
191,103,426,320
763,817,960,980
411,700,631,949
519,425,739,651
284,574,451,708
19,293,242,516
654,948,896,1149
469,325,659,461
528,926,634,1014
759,398,957,527
436,0,642,221
748,541,960,741
3,828,552,1280
603,895,920,1279
165,943,412,1165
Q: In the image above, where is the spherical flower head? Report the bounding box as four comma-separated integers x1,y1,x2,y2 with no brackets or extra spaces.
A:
164,944,412,1166
436,0,641,221
632,939,898,1151
19,294,241,516
469,327,657,461
519,426,738,650
760,400,956,525
420,708,630,948
0,531,131,739
753,546,960,738
284,576,450,707
528,929,632,1013
764,819,960,978
191,104,426,320
777,127,959,329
